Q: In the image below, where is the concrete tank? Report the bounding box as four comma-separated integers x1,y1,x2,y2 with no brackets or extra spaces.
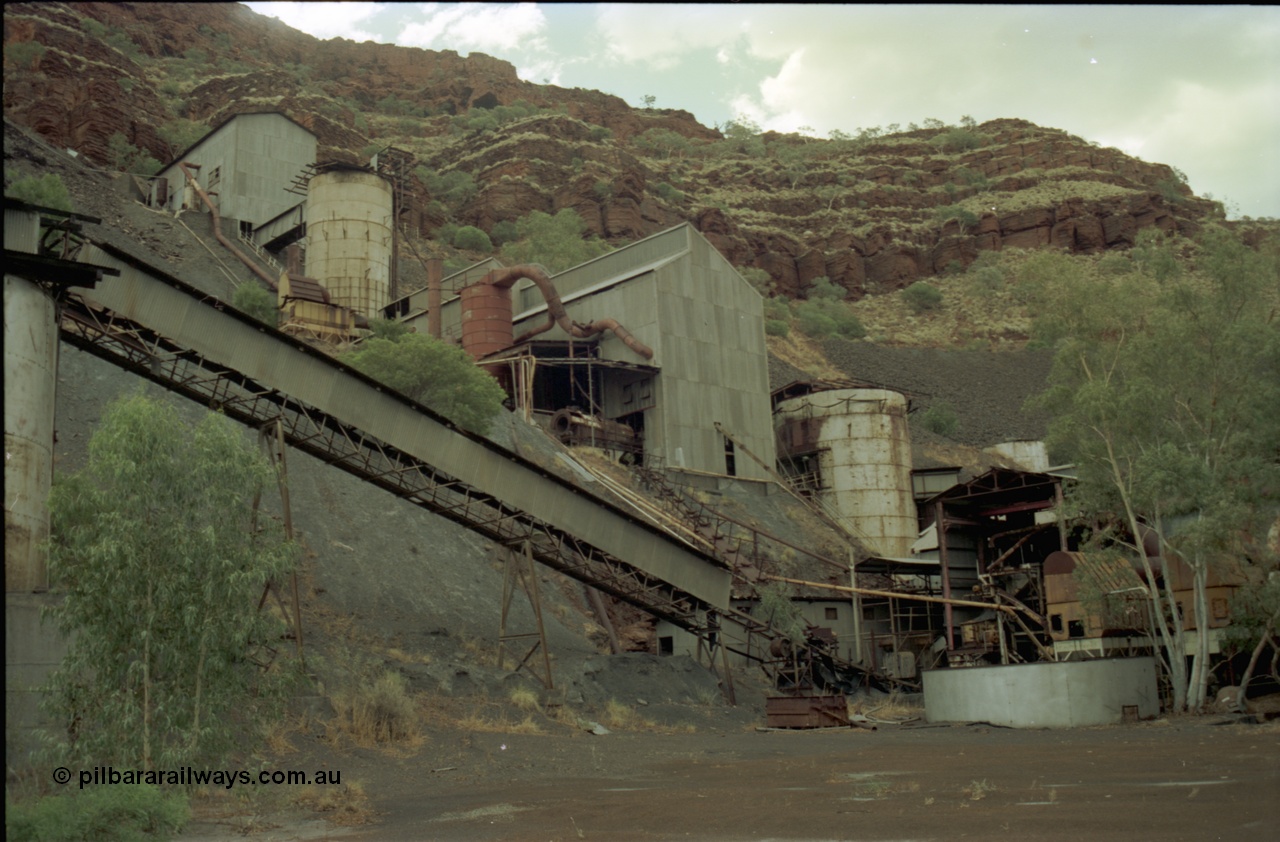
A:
774,388,916,557
923,657,1159,728
4,208,55,592
305,169,394,318
459,281,514,360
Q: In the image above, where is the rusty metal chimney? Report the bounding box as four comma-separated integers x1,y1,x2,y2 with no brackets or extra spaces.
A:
285,244,302,276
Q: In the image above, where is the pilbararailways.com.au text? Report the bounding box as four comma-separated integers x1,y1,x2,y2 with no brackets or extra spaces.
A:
58,765,342,790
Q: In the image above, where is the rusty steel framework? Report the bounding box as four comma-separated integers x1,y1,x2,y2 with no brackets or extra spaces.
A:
47,233,890,694
56,294,714,633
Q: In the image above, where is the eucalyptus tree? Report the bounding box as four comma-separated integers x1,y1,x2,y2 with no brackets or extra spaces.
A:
44,393,299,769
1029,228,1280,711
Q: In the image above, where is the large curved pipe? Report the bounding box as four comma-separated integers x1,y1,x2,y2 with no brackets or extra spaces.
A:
178,163,278,290
483,264,654,359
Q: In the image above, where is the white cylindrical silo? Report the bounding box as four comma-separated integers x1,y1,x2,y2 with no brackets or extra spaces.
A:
5,208,56,592
775,388,916,558
305,168,394,318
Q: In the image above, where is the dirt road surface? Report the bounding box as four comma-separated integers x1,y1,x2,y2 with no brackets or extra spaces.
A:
184,717,1277,841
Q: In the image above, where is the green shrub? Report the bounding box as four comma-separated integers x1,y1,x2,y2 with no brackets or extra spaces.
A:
929,128,987,154
918,402,959,437
763,297,791,322
419,168,477,208
158,119,205,156
6,172,73,212
634,128,691,159
434,222,459,248
806,276,846,301
1097,252,1132,276
105,132,161,174
368,317,410,342
344,334,507,433
103,27,141,60
954,166,990,189
6,785,189,842
944,259,965,276
452,225,493,253
935,204,978,229
232,282,278,326
490,220,519,247
739,267,775,296
971,266,1006,292
765,319,790,337
501,208,611,274
968,250,1002,272
81,18,108,38
653,181,685,203
793,299,865,339
5,40,47,70
902,282,943,313
377,94,421,116
794,300,837,338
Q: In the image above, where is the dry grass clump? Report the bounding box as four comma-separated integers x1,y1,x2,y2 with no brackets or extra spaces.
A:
262,708,322,755
293,780,375,826
384,646,432,665
509,685,541,712
766,330,847,379
848,691,924,722
455,709,546,734
330,670,420,745
962,779,997,801
600,698,657,731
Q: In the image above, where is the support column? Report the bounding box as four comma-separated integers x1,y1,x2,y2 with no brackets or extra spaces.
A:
935,499,954,652
5,207,68,771
5,272,58,592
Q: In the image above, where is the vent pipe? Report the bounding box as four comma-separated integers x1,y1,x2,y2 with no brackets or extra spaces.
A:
477,265,654,359
177,163,278,290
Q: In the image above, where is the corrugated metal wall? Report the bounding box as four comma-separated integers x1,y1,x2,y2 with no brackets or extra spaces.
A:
156,114,315,227
652,231,773,480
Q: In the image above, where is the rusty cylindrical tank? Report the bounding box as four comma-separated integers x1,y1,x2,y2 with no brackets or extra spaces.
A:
460,281,514,360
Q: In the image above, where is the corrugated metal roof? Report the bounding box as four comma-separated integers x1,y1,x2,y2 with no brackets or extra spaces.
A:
281,274,329,304
1046,551,1145,594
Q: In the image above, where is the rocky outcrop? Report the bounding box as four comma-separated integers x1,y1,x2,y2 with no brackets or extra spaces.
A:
4,3,1232,302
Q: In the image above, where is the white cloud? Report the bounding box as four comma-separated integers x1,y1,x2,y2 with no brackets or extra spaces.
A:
593,4,745,69
398,2,547,54
243,2,385,42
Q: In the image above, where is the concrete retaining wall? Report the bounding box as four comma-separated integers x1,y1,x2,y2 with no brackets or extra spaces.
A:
923,657,1158,728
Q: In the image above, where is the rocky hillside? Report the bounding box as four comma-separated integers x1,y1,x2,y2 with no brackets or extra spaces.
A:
4,1,1233,302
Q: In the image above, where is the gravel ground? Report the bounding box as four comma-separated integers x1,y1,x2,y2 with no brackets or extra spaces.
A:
770,340,1055,448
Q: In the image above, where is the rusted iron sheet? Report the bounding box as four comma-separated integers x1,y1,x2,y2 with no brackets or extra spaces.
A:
765,695,850,729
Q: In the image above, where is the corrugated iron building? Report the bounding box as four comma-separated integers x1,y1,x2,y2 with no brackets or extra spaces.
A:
151,112,316,234
404,224,776,480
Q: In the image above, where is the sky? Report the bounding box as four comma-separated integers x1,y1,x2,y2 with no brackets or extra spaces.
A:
242,3,1280,220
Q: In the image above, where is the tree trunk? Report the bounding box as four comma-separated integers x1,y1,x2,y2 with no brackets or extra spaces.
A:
1235,612,1278,712
1186,561,1211,711
1111,457,1185,712
143,579,153,771
1159,563,1189,712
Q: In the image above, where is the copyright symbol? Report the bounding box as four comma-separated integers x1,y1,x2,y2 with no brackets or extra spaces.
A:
53,766,72,785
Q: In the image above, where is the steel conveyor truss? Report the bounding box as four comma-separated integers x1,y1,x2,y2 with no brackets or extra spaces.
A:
58,240,732,635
